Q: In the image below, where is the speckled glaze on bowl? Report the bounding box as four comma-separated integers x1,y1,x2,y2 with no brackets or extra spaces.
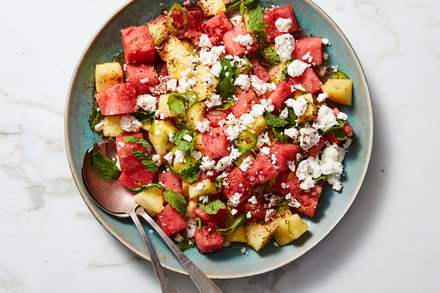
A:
65,0,372,279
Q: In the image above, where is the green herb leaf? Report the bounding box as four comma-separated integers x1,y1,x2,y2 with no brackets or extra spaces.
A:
216,58,237,99
322,119,345,135
176,120,192,131
314,175,326,182
132,111,155,123
173,129,195,153
92,151,120,182
257,47,281,67
129,183,165,194
195,217,202,230
88,106,102,131
247,3,269,32
179,162,201,183
123,136,151,148
332,128,348,141
198,200,226,215
214,178,223,190
176,239,195,251
217,213,247,234
272,127,290,143
168,93,187,115
280,60,294,81
264,111,288,127
276,196,287,212
215,96,235,110
131,149,158,172
163,189,187,216
226,0,241,13
286,107,297,126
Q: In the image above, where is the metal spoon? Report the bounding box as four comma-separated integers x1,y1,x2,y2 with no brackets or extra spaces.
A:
82,138,222,293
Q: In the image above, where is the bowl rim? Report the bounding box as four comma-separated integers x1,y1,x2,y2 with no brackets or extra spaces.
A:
64,0,373,279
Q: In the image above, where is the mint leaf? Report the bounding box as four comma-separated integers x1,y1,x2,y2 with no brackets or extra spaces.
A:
176,238,195,251
168,93,187,115
216,58,236,99
280,60,294,81
257,47,281,67
264,111,288,127
132,111,155,123
92,151,120,182
272,127,290,143
247,3,268,32
179,162,201,183
131,149,158,172
322,119,345,135
217,213,247,234
198,200,226,215
214,178,222,190
163,189,187,216
123,136,151,148
176,120,192,131
173,129,194,152
88,106,102,131
332,128,348,141
286,107,297,126
129,183,164,194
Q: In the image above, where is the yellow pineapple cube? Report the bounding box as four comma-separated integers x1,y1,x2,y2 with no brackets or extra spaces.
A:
185,200,198,218
225,225,247,243
297,94,316,124
148,16,168,45
188,179,217,200
148,120,176,155
194,133,203,151
158,94,179,118
194,65,218,101
322,79,353,106
246,218,280,251
103,116,123,137
167,55,195,80
268,62,287,84
95,63,123,93
274,214,308,246
159,37,194,63
198,0,226,16
181,179,190,198
248,115,269,136
186,102,206,130
134,188,164,216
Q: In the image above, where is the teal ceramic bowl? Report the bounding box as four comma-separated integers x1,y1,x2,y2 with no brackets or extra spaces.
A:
65,0,372,278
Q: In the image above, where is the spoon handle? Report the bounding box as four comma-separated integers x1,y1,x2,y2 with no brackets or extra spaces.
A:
129,212,178,293
139,211,223,293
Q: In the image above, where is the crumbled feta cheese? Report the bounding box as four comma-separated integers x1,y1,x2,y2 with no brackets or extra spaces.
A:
287,60,310,77
229,13,243,27
152,154,162,167
183,134,193,142
168,133,174,143
195,182,204,192
287,160,296,172
240,113,255,128
240,247,248,255
239,156,253,172
164,152,174,164
229,192,242,207
225,125,241,141
299,126,321,151
215,147,241,171
285,96,308,116
248,196,258,205
246,212,252,219
174,150,186,164
199,46,225,66
94,120,104,132
256,131,271,148
167,79,178,92
199,34,212,48
313,105,338,131
293,84,307,92
275,18,292,32
210,62,222,77
260,146,270,155
234,74,251,90
250,75,274,96
231,208,238,216
274,34,295,62
279,108,289,119
232,34,254,49
199,195,209,204
317,92,329,103
302,52,313,63
186,218,198,238
205,93,222,108
322,38,330,45
120,114,142,132
137,94,157,112
200,156,215,171
284,127,299,139
196,119,210,133
191,150,202,161
337,111,348,120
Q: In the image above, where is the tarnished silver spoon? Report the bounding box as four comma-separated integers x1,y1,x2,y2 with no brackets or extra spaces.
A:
82,138,222,293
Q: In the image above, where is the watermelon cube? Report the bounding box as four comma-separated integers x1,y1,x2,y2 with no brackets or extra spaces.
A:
170,9,202,41
202,127,230,159
245,153,279,185
116,132,146,172
325,131,343,145
158,170,182,195
250,57,270,82
222,167,252,206
267,81,291,114
223,26,258,56
95,83,138,116
237,196,266,222
194,225,224,254
155,204,186,236
230,89,257,118
300,67,322,94
194,204,229,225
294,36,323,65
121,25,156,65
126,64,160,95
269,143,302,172
263,5,299,39
118,169,157,189
202,12,234,45
306,136,326,157
206,110,228,127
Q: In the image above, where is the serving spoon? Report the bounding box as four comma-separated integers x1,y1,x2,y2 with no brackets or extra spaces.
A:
82,138,222,293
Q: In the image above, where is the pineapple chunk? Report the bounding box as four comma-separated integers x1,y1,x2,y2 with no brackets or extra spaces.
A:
186,102,206,130
322,79,353,106
297,94,316,124
134,188,164,216
225,225,247,243
194,133,203,151
198,0,226,16
188,179,217,200
148,120,176,155
185,200,198,217
103,116,123,137
141,120,152,131
274,214,308,246
194,65,218,101
172,149,192,172
246,218,280,251
268,62,287,84
248,115,269,136
158,94,178,118
148,16,168,45
159,37,194,63
95,63,123,93
167,55,195,80
181,180,190,198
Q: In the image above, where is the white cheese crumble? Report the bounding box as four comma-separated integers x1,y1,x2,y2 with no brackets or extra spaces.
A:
287,60,310,77
285,96,308,116
174,150,186,164
225,125,241,141
205,93,222,108
195,182,204,192
287,160,296,172
200,156,216,171
199,34,212,48
137,94,157,112
229,13,244,27
299,126,321,151
94,120,104,132
196,119,210,133
232,34,254,49
183,134,193,142
210,62,222,77
240,247,248,255
164,152,174,164
239,156,253,172
322,38,330,45
260,146,270,155
256,131,271,148
337,111,348,120
199,46,225,66
274,34,295,62
191,150,202,161
234,74,251,90
250,75,275,96
231,208,238,216
302,52,313,63
120,115,142,132
167,79,178,92
279,108,289,119
313,105,338,131
284,127,299,139
215,147,241,171
229,192,242,207
248,196,258,205
317,92,329,103
186,218,198,238
275,18,292,32
152,154,162,167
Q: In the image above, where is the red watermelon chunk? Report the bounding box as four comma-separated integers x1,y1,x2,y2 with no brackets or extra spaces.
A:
206,110,228,127
118,169,157,189
95,83,138,116
294,36,323,65
230,89,257,118
263,5,299,39
126,64,159,95
333,108,354,137
194,205,229,225
306,136,327,157
325,132,343,145
267,81,291,114
250,57,270,82
194,225,224,254
158,170,182,195
202,127,230,159
116,132,146,172
222,167,252,206
269,143,302,172
237,196,266,223
223,26,258,56
199,170,220,181
155,204,186,236
121,25,156,65
246,153,279,185
170,9,202,41
202,12,234,45
300,67,322,94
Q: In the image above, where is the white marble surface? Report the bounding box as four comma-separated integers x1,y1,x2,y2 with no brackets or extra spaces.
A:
1,0,439,292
